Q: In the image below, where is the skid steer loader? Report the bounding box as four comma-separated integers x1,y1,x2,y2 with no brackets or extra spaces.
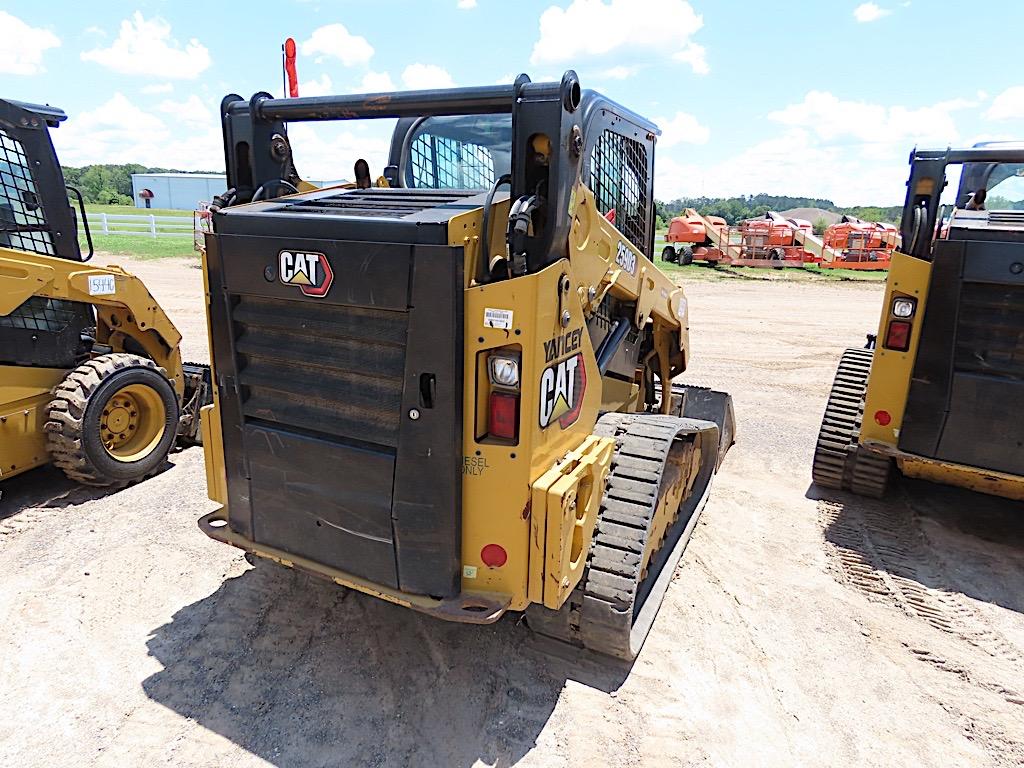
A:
197,73,734,660
814,143,1024,501
0,97,210,487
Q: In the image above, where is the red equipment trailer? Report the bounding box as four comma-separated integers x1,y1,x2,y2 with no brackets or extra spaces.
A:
820,215,896,269
663,210,823,268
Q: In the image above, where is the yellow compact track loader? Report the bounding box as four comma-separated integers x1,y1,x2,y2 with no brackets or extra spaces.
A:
0,98,210,487
197,73,734,660
814,143,1024,502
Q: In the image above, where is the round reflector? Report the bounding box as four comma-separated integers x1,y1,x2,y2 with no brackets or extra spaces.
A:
874,410,892,426
481,544,507,568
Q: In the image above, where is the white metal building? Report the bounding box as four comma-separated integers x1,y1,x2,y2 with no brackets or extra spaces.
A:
131,173,226,210
130,173,347,210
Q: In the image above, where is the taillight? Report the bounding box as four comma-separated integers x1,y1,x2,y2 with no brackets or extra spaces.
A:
884,320,912,351
481,349,521,442
488,391,518,440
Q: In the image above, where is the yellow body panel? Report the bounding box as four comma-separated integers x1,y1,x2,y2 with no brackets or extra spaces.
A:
197,247,227,505
459,257,607,609
0,366,65,479
860,251,932,445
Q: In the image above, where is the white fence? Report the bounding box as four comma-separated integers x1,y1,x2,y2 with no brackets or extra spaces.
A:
87,212,194,238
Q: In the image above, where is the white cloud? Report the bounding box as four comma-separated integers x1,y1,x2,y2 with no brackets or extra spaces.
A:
298,73,334,97
157,95,214,128
300,23,374,66
81,13,210,79
401,63,455,90
656,92,976,205
768,90,970,148
51,92,222,172
672,42,708,75
0,12,60,75
142,83,174,95
531,0,708,75
853,3,891,22
654,111,710,147
599,65,640,80
359,71,396,92
457,0,478,7
985,86,1024,121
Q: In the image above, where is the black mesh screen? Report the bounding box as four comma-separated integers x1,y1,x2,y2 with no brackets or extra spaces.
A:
0,295,80,332
0,128,55,256
589,130,649,251
409,133,495,189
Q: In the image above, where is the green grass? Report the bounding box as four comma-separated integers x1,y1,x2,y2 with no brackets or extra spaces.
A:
77,205,196,258
656,258,887,283
80,233,198,260
84,203,190,217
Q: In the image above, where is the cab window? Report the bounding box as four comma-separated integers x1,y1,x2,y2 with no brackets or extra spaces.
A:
405,115,511,190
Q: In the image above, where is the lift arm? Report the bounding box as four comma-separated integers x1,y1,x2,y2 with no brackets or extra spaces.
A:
0,247,185,397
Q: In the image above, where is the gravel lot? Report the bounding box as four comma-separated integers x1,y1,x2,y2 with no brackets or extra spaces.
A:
1,256,1021,767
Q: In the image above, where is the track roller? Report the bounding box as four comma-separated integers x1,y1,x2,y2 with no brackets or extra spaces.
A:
527,412,721,660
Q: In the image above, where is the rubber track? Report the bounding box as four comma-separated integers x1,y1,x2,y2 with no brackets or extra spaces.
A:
812,347,891,498
528,413,702,660
45,353,167,487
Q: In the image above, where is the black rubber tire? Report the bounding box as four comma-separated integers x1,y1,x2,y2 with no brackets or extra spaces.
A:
526,413,719,660
680,246,694,266
812,348,891,498
46,353,180,487
661,245,678,263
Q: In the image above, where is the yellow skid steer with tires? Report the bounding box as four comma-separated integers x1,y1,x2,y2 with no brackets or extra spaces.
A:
0,97,210,487
197,73,734,661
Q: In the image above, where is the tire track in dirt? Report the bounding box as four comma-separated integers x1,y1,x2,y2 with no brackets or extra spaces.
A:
820,496,1024,765
820,498,1022,666
819,497,1023,698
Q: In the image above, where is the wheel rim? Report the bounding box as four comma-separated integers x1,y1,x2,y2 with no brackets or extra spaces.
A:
99,383,167,462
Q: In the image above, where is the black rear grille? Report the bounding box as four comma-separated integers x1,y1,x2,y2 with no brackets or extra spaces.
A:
956,282,1024,380
272,188,474,219
232,295,408,448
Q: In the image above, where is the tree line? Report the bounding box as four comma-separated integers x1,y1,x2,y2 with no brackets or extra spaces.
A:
654,194,902,230
61,164,218,206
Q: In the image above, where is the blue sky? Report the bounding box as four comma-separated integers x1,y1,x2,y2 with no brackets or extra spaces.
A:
2,0,1023,205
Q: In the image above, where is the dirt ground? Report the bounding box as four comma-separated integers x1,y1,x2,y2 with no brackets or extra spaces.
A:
2,256,1022,768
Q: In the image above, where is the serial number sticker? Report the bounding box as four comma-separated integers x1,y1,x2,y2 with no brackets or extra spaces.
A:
463,565,478,579
87,275,116,296
484,307,513,330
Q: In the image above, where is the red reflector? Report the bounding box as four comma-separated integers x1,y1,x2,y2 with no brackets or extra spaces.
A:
481,544,508,568
488,391,518,440
874,410,892,426
884,320,912,351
